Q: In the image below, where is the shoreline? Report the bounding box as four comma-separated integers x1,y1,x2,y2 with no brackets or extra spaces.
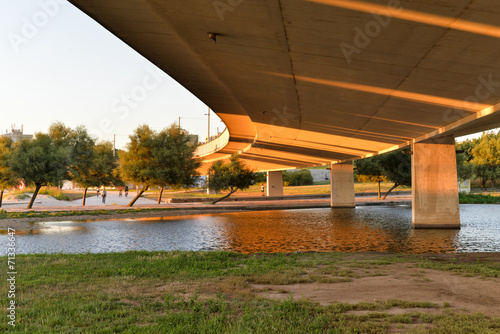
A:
0,194,412,227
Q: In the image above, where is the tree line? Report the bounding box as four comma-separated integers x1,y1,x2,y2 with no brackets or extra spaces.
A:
456,130,500,189
0,122,202,208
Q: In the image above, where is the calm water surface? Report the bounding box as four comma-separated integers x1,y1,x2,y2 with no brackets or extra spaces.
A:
2,204,499,255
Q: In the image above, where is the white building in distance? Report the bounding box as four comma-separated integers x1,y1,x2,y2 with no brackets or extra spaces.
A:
1,125,33,142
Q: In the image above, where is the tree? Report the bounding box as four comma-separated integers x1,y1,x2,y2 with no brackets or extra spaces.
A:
9,134,71,209
354,156,387,198
471,131,500,189
65,126,97,206
0,137,19,207
207,154,255,204
48,122,74,186
85,141,122,205
153,124,201,204
377,149,412,200
120,125,157,207
48,121,73,147
455,143,474,183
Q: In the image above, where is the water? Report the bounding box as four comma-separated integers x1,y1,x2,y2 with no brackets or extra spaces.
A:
1,204,499,255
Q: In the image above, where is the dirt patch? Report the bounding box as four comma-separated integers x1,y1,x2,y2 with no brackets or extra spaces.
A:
252,261,500,316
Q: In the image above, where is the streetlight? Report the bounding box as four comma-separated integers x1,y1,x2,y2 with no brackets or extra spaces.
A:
204,107,210,142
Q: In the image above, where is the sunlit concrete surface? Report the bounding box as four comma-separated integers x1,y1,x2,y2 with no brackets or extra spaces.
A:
267,170,284,196
330,162,355,208
412,137,461,228
69,0,500,173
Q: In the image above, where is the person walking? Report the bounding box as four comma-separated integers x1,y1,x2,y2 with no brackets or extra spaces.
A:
96,188,100,198
261,184,265,196
124,185,128,197
119,187,123,197
102,188,107,204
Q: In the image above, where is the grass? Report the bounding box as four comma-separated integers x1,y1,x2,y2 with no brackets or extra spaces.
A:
7,187,71,201
152,182,412,200
0,251,498,333
5,187,99,201
0,208,175,220
459,193,500,204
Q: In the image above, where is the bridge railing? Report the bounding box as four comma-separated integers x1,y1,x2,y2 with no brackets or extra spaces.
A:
194,128,229,157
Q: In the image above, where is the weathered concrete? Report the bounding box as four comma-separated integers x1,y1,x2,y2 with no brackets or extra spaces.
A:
412,137,460,229
330,162,355,208
267,171,284,197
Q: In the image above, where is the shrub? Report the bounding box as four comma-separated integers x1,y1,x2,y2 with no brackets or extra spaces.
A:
283,169,314,186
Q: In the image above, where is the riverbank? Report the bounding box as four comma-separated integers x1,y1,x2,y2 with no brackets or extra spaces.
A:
0,193,412,227
1,251,498,333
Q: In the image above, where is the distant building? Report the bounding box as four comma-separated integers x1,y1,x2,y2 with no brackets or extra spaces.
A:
1,125,33,142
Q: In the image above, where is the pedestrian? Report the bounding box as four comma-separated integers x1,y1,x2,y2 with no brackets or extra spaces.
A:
96,188,100,197
102,188,107,204
261,184,265,196
125,185,128,197
119,187,123,197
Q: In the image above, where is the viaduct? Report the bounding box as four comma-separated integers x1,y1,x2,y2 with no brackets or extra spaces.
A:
69,0,500,228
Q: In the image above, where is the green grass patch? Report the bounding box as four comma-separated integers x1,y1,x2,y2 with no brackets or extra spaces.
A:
459,193,500,204
1,251,498,333
8,187,71,201
0,208,175,220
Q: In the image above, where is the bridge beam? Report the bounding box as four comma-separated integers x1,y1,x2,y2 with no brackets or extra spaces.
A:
412,137,460,229
330,162,355,208
267,171,283,196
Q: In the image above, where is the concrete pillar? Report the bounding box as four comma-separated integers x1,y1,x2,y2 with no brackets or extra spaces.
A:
412,136,460,229
267,171,283,196
330,162,355,208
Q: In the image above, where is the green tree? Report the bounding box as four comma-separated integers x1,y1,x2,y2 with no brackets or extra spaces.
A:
207,154,255,204
153,124,201,204
354,156,387,198
66,126,97,206
120,125,157,207
48,122,74,186
9,134,71,209
87,141,122,204
0,137,19,207
471,131,500,189
378,149,412,200
455,143,474,183
48,121,73,147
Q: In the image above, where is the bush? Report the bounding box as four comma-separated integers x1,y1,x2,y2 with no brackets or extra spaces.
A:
254,172,266,183
283,169,314,186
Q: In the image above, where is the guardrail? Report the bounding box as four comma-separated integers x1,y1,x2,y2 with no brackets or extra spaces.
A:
194,128,229,157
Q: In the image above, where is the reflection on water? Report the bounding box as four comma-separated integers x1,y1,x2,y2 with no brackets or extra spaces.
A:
1,205,499,255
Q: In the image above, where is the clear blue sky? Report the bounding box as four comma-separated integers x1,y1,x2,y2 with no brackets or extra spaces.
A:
0,0,490,151
0,0,224,149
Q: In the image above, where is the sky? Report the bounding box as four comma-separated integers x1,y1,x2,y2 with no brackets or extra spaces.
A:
0,1,491,152
0,0,225,150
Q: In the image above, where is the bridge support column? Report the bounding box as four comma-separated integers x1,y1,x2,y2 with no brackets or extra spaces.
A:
330,162,355,208
412,137,460,229
267,171,283,196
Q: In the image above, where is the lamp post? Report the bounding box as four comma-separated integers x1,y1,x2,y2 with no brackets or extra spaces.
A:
205,107,210,142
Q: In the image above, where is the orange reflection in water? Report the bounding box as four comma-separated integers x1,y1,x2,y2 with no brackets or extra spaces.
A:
186,208,460,254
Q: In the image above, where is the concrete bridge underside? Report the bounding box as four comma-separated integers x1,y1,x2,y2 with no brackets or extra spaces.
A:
69,0,500,228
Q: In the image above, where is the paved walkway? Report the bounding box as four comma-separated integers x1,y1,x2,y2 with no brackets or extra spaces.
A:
1,191,411,213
